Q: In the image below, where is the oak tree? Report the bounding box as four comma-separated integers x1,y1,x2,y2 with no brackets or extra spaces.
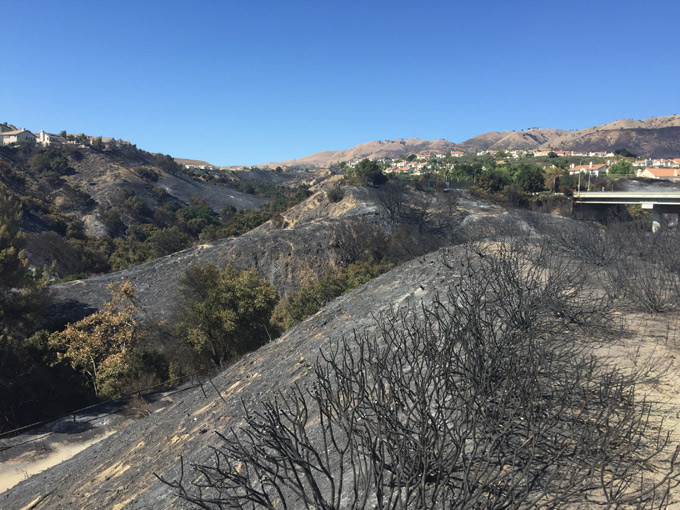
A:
177,264,278,367
49,281,138,398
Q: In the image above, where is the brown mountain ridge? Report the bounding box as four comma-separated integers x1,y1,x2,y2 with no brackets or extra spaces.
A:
265,115,680,168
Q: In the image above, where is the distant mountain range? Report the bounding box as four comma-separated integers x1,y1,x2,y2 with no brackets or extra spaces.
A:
264,115,680,168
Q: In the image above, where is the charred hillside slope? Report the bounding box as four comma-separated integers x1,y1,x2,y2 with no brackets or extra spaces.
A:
0,144,266,234
46,185,504,323
4,233,680,509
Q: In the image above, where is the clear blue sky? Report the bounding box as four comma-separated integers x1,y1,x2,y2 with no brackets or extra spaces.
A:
2,0,679,166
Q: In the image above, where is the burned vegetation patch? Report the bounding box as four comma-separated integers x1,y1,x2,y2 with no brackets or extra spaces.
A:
162,239,680,509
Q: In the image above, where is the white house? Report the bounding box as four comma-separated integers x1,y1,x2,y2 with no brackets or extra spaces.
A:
568,162,609,176
0,129,36,146
37,130,66,146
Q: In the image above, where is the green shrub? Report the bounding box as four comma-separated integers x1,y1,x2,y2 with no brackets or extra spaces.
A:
271,261,393,332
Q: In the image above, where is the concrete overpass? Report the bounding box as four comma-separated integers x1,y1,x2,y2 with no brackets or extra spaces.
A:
573,191,680,231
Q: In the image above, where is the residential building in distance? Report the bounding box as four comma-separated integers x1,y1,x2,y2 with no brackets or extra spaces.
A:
568,162,609,176
0,129,36,146
174,158,215,170
637,167,680,180
37,130,66,146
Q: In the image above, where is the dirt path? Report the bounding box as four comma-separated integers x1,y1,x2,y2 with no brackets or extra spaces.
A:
0,431,115,493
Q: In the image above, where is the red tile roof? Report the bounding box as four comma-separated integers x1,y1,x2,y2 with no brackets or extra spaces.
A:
641,167,680,177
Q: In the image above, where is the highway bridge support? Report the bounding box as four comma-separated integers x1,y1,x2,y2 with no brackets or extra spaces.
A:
571,203,631,223
572,192,680,232
641,203,680,233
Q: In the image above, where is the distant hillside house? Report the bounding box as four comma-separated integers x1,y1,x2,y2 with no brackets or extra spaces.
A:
568,163,609,176
174,158,215,170
637,167,680,180
650,158,680,168
37,130,66,146
0,129,36,146
450,150,464,157
87,136,116,147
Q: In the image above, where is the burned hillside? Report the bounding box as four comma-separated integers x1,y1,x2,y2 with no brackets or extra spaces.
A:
3,229,680,508
45,185,492,323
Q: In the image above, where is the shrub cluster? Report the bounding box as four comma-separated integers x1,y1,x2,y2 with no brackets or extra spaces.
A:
271,261,393,332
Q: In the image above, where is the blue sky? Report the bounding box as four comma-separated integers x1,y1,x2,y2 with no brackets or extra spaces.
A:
2,0,679,165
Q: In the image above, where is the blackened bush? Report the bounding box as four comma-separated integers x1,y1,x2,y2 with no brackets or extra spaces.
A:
134,166,160,182
326,186,344,203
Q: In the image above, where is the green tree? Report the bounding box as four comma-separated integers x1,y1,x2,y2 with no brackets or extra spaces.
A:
271,261,392,332
177,264,279,366
49,281,138,398
148,226,189,258
476,168,511,193
0,188,47,338
0,189,28,294
614,148,637,158
514,164,546,193
609,160,634,175
351,159,387,186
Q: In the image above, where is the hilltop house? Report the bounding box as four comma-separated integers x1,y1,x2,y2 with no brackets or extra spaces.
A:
37,130,66,146
174,158,215,170
0,129,36,146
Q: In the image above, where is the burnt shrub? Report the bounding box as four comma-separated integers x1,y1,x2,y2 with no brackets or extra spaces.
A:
162,241,679,508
